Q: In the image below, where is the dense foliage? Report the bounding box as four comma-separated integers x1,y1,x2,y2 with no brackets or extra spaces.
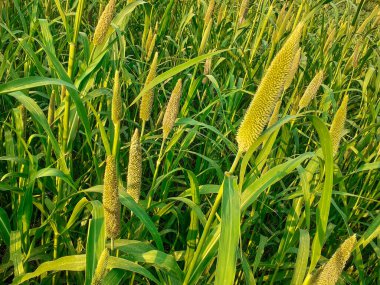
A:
0,0,379,284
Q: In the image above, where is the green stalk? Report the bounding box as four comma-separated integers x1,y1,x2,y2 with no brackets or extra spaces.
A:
140,120,146,141
147,139,166,208
183,151,242,285
112,121,120,156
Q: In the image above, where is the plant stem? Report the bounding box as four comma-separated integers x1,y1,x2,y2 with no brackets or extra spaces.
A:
112,121,120,156
183,151,242,285
140,120,146,141
147,139,166,208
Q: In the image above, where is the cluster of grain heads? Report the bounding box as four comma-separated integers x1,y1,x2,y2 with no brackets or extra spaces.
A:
93,0,116,46
202,58,212,84
284,47,301,91
91,248,109,285
298,70,324,110
237,0,249,25
310,235,356,285
236,23,303,152
103,155,120,239
163,79,183,140
204,0,215,26
145,23,158,61
111,70,122,124
127,129,142,203
140,52,159,122
329,95,349,156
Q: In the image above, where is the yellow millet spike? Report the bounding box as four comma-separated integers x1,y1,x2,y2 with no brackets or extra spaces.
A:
312,235,356,285
238,0,249,24
202,58,212,84
111,70,122,124
140,52,159,121
91,248,109,285
103,155,120,239
204,0,215,25
284,47,301,90
145,26,153,53
146,33,157,61
298,70,324,110
163,79,183,140
236,23,303,152
329,95,349,156
127,129,142,203
93,0,116,46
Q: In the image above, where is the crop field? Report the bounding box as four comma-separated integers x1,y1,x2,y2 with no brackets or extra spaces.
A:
0,0,379,284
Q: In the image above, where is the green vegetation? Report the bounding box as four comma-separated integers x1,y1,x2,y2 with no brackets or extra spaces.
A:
0,0,379,284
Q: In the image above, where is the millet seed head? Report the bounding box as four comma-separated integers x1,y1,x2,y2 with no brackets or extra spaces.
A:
139,52,159,122
298,70,324,110
111,70,123,124
91,248,109,285
313,235,357,285
93,0,116,46
103,155,120,239
330,95,349,156
236,23,303,152
127,129,142,203
163,79,183,140
204,0,215,25
284,47,301,90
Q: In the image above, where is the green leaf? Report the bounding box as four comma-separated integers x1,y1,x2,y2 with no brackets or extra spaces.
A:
291,230,310,285
308,116,334,273
107,256,159,283
113,239,183,282
0,77,76,94
0,207,11,246
215,174,240,285
64,197,89,232
119,193,164,251
31,168,76,190
241,152,314,211
356,213,380,249
130,49,228,107
12,255,86,285
10,231,24,277
5,91,68,173
85,201,106,285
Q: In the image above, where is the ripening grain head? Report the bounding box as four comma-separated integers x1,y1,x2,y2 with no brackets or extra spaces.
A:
91,248,109,285
330,95,349,156
146,33,157,61
236,23,303,152
238,0,249,24
324,26,336,53
163,79,182,139
198,20,212,55
204,0,215,25
140,52,159,122
313,235,356,285
103,155,120,239
298,70,324,110
127,129,142,203
284,47,301,90
217,3,227,26
145,26,153,53
111,70,123,124
93,0,116,46
202,58,212,84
